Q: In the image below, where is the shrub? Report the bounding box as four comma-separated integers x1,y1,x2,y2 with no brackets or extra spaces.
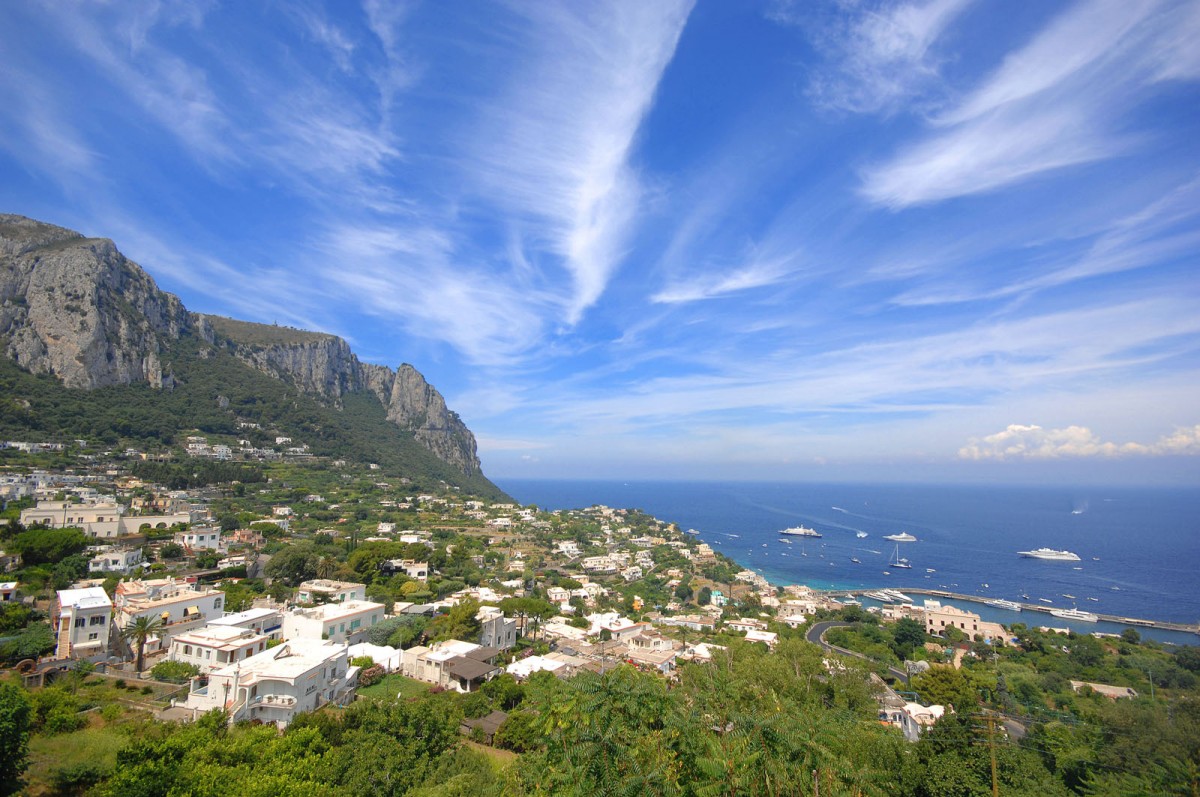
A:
50,761,108,794
113,679,126,689
150,660,200,683
357,665,386,688
140,686,154,695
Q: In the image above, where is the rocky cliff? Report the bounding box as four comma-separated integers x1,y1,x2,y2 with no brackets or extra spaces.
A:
0,214,483,477
0,215,192,389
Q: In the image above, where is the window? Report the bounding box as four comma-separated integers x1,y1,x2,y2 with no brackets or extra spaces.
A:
184,645,192,655
349,619,361,630
214,599,222,610
88,633,98,640
205,650,211,659
74,618,86,628
90,615,106,626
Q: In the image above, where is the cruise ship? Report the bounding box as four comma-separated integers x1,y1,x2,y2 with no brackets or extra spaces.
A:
779,525,822,538
1018,548,1081,561
985,598,1022,612
1050,607,1098,623
883,532,917,542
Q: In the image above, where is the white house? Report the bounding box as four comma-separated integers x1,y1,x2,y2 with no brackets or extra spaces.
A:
174,528,223,551
114,578,226,649
54,587,113,660
178,638,355,728
281,599,385,644
478,606,517,650
168,625,271,673
208,607,283,640
400,639,500,693
297,579,366,604
88,547,144,574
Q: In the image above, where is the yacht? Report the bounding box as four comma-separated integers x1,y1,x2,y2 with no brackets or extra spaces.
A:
779,525,822,538
1050,607,1098,623
883,589,914,603
863,590,894,602
985,598,1022,612
842,594,861,606
685,528,700,535
888,544,913,569
884,532,917,542
1018,548,1081,561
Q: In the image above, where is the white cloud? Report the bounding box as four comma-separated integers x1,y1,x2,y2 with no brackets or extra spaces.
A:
804,0,973,114
651,257,797,304
959,423,1200,459
464,1,694,325
861,0,1200,207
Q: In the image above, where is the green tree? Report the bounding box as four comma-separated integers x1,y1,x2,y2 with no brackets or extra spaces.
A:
121,615,164,673
0,682,32,796
8,527,89,565
428,599,482,643
892,617,927,659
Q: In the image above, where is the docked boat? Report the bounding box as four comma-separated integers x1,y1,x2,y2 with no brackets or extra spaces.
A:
779,525,822,538
842,594,861,606
985,599,1022,612
884,532,917,542
863,590,894,602
1018,548,1081,561
884,589,914,603
1050,607,1098,623
1062,594,1076,599
888,544,913,569
1038,598,1053,604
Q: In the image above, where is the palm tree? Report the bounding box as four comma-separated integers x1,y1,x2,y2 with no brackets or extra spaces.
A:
121,615,164,673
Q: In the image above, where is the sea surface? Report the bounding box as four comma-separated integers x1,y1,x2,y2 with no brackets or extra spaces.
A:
497,479,1200,646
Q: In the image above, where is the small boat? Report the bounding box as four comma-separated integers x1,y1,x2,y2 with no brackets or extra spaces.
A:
1110,586,1121,591
1092,557,1100,561
761,543,767,547
685,528,700,535
882,570,891,575
856,531,868,538
850,557,861,564
1038,598,1054,604
1062,594,1076,599
926,568,936,573
1087,597,1099,602
1072,566,1083,571
780,539,792,544
1021,594,1031,600
981,583,989,588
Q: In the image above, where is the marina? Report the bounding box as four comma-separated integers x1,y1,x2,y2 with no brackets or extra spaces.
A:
822,587,1200,635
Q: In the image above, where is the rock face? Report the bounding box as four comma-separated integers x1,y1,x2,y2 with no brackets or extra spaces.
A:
0,214,483,476
0,215,192,388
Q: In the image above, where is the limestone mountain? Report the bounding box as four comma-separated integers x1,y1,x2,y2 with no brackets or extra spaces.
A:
0,213,499,496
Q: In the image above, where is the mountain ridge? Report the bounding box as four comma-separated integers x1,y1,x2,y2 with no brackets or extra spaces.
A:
0,213,491,490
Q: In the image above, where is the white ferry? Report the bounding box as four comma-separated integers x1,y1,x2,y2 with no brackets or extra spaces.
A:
779,525,822,538
1050,607,1098,623
1018,548,1081,561
883,532,917,542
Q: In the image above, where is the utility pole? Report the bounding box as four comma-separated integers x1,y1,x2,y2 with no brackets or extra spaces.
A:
973,712,1001,797
812,768,819,797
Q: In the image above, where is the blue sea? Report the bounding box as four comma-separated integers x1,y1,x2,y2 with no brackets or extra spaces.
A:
497,480,1200,646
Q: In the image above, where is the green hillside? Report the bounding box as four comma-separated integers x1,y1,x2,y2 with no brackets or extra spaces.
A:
0,334,508,501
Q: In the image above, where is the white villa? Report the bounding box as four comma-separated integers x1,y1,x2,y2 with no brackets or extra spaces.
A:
114,578,226,648
281,599,385,644
88,547,144,575
168,625,271,673
296,579,366,604
174,528,223,551
54,587,113,660
20,500,189,539
178,638,356,727
401,640,501,693
207,607,283,640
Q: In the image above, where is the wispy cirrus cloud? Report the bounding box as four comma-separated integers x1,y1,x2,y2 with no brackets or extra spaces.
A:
797,0,973,114
651,256,798,304
959,423,1200,460
861,0,1200,207
465,1,694,325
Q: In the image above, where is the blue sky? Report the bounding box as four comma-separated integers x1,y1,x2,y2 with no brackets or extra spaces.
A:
2,0,1199,485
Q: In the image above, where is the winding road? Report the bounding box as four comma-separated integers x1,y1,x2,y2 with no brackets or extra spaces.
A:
805,620,910,683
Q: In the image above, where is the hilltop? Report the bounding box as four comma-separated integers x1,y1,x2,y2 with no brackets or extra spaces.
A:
0,213,504,500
